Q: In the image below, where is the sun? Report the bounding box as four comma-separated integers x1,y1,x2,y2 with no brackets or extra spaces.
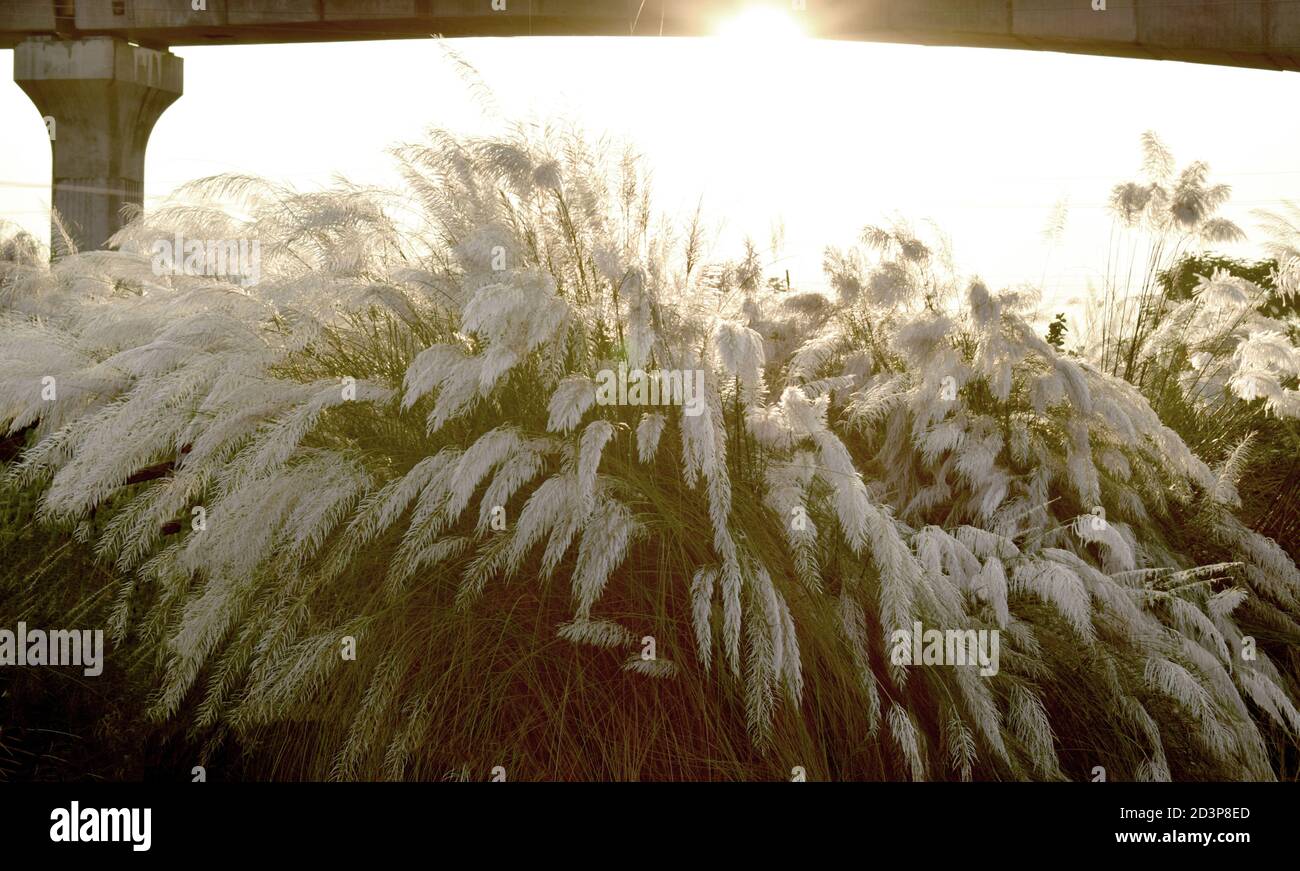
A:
715,6,808,42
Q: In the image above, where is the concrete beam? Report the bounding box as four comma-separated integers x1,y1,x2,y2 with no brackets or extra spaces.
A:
15,37,183,254
0,1,1297,71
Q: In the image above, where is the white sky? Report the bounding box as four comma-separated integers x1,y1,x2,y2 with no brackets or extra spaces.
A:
3,29,1300,319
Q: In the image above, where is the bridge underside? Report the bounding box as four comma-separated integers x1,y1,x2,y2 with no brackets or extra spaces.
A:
4,1,1300,71
4,1,1299,253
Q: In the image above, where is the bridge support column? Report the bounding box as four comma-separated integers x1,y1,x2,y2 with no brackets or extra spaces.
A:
15,36,183,255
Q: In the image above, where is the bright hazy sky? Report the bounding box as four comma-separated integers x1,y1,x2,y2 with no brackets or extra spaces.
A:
3,28,1300,318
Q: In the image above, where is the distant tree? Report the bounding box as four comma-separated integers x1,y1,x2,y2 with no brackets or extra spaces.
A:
1157,252,1296,320
1045,312,1068,350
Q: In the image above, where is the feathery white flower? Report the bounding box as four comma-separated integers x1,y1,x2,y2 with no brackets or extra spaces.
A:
712,319,766,402
576,420,614,518
1011,560,1095,643
571,497,641,619
558,619,636,649
887,705,926,782
623,657,678,678
1010,685,1061,778
636,412,666,462
547,375,597,433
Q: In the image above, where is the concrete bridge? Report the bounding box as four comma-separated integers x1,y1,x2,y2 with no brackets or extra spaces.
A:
4,1,1300,252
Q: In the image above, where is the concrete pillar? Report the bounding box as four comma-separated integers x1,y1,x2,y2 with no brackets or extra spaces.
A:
14,37,183,255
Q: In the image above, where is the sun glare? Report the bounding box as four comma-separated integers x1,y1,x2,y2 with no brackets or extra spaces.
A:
716,7,807,42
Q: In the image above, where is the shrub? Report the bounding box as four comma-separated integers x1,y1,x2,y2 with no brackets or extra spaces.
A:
2,129,1297,780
